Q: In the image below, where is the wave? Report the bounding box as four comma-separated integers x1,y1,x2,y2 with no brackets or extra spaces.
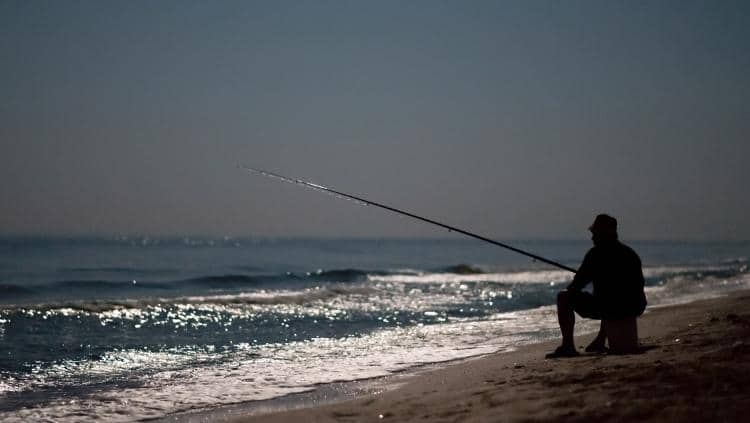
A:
288,268,419,283
2,285,378,314
0,280,173,305
642,263,748,286
54,280,171,290
5,261,745,311
368,269,573,285
440,264,486,274
0,269,380,307
368,261,749,286
184,269,389,286
306,268,370,282
48,274,290,291
721,257,748,265
181,274,273,288
0,284,35,297
186,266,485,286
177,286,376,306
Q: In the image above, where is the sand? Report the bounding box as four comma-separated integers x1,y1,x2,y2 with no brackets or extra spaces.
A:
220,291,750,423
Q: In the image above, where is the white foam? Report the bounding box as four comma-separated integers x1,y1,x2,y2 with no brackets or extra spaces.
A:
0,307,599,422
368,269,572,285
368,262,745,286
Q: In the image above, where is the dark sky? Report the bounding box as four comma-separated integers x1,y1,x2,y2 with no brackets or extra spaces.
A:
2,1,749,240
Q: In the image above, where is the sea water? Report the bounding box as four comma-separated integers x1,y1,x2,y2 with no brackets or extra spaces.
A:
0,237,747,421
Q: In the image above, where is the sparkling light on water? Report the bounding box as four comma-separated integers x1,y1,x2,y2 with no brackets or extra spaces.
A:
1,256,748,422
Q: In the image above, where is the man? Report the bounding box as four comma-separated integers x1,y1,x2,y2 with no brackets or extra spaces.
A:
548,214,647,357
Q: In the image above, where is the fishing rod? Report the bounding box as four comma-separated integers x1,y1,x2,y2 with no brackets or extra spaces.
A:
239,165,577,273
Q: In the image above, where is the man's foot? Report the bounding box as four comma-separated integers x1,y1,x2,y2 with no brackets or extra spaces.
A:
585,342,609,354
545,345,581,359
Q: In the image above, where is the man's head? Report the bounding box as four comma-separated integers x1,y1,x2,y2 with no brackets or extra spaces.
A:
589,214,618,245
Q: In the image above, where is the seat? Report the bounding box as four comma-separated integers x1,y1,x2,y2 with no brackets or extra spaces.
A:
605,317,639,354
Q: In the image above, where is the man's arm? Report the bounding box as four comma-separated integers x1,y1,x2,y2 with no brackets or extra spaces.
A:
566,249,594,292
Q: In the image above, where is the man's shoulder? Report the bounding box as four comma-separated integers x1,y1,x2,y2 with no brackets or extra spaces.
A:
590,241,640,258
614,241,643,265
616,241,639,255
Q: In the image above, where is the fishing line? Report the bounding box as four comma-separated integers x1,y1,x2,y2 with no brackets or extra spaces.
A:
239,165,577,273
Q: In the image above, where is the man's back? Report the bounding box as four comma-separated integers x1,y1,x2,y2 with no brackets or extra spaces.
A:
571,240,647,319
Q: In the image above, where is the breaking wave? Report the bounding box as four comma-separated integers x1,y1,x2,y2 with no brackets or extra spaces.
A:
54,280,171,290
440,264,486,274
3,262,747,315
0,284,35,298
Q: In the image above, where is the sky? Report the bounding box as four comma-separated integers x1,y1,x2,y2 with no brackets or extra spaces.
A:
1,0,748,240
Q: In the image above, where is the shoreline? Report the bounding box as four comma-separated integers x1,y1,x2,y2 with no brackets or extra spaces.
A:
152,346,518,423
160,289,750,422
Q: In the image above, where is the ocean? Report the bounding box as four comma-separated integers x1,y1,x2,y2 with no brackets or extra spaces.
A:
0,236,747,421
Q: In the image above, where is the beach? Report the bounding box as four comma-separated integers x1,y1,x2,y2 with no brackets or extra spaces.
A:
227,290,750,423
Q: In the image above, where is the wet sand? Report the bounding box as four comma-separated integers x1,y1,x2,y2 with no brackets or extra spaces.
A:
226,290,750,423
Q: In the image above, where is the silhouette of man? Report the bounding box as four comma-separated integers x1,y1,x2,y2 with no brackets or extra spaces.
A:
548,214,647,357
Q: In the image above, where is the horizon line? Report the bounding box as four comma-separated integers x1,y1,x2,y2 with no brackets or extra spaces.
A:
0,233,747,244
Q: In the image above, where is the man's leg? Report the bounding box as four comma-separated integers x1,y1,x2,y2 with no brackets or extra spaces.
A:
585,320,607,352
547,290,582,358
557,290,576,349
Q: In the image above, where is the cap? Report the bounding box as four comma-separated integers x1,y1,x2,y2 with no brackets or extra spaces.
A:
589,214,617,235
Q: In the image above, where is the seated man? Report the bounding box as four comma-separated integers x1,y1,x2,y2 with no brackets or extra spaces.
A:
548,214,647,357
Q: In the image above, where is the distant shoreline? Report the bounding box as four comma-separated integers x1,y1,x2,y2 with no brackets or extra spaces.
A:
2,235,748,243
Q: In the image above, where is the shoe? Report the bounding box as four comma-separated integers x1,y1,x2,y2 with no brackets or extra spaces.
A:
545,345,581,359
585,344,609,354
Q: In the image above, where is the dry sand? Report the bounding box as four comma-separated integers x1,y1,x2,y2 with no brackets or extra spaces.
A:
228,291,750,423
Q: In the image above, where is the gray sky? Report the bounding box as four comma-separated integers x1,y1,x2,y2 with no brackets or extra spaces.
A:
1,0,748,240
